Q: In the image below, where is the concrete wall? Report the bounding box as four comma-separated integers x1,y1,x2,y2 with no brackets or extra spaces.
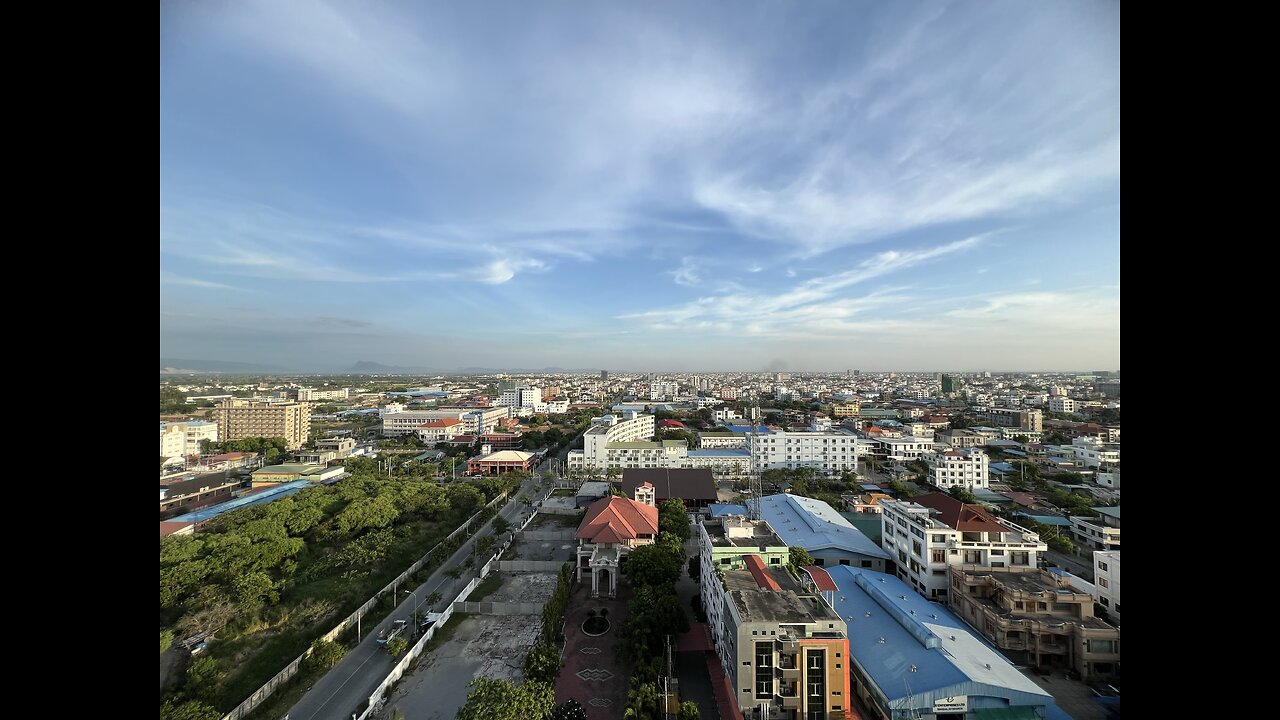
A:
220,490,511,720
496,560,566,572
452,601,543,615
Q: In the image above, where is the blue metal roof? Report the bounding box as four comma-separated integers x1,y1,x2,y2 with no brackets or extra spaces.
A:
860,483,882,491
825,566,1054,713
989,462,1016,473
169,480,312,523
724,424,770,434
757,494,890,560
708,503,750,517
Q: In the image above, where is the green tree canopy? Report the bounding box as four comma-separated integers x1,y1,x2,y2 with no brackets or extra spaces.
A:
456,678,555,720
624,541,683,588
788,546,815,572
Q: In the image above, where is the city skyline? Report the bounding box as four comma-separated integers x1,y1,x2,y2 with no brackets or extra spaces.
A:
161,1,1120,371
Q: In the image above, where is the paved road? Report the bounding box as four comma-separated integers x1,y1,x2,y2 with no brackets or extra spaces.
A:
287,472,544,720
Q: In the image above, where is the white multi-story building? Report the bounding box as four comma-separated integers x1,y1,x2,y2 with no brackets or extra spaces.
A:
745,429,864,475
1066,438,1120,468
932,448,990,491
568,413,657,470
712,406,742,423
1070,507,1120,551
415,418,465,444
1093,550,1121,623
880,493,1047,601
382,406,510,436
649,379,680,399
699,432,747,450
497,386,542,408
297,387,351,402
877,436,935,462
1047,397,1077,413
160,423,186,459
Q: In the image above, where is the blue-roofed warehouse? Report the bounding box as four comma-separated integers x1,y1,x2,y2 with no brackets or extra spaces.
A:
811,565,1064,720
755,493,892,572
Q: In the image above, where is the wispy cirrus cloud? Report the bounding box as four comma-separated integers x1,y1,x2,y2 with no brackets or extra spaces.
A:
622,237,981,336
160,273,240,291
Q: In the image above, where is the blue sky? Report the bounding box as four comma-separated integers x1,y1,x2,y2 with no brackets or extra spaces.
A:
160,0,1120,372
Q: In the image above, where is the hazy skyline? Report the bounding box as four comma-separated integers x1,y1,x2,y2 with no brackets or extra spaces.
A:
160,1,1120,372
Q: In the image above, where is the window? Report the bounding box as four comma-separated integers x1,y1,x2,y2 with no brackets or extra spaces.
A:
932,534,947,543
721,558,731,565
861,560,873,568
932,549,946,563
1099,577,1109,588
770,557,780,565
832,690,842,695
840,559,850,566
809,682,822,696
815,558,825,566
1098,561,1108,571
991,549,1005,556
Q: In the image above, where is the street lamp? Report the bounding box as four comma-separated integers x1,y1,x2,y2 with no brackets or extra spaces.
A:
402,589,420,621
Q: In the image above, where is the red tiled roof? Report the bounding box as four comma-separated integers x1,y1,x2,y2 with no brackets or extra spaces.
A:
802,565,838,592
743,554,781,591
576,496,658,543
418,418,462,428
911,492,1008,533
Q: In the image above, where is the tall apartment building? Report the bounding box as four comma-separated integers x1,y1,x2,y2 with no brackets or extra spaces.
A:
715,558,851,720
1047,396,1076,413
1093,551,1121,623
497,386,542,408
880,493,1046,601
745,429,864,475
978,407,1043,432
571,412,657,469
699,516,789,641
214,400,310,450
949,566,1121,680
931,448,990,491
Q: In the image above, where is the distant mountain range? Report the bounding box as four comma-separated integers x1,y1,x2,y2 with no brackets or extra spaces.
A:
160,358,286,373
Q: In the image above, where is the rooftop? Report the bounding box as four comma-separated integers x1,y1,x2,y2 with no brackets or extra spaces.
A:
757,494,891,560
622,468,718,502
576,495,659,543
703,516,786,548
725,564,842,626
910,492,1009,533
825,566,1054,708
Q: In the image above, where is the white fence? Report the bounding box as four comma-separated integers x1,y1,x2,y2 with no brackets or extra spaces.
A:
219,490,510,720
353,491,551,720
452,600,543,615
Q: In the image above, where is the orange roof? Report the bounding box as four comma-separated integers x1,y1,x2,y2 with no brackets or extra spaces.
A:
802,566,838,592
576,496,658,543
743,554,781,591
418,418,462,428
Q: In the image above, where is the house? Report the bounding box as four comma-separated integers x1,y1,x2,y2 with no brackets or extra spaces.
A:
879,492,1047,601
466,449,537,476
575,484,659,597
620,468,719,509
1070,506,1120,551
949,566,1121,681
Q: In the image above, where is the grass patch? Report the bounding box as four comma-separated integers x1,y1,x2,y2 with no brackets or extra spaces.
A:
467,574,504,602
423,612,470,653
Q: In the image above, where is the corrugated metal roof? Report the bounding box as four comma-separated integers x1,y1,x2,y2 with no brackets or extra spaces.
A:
758,494,891,560
825,566,1054,709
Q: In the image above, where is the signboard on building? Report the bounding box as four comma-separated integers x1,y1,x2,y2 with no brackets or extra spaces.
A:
933,696,968,713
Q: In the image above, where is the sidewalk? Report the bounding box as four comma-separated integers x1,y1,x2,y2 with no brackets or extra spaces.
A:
554,582,632,720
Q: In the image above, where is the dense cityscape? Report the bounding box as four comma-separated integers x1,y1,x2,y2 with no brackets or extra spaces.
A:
161,2,1119,720
160,370,1119,720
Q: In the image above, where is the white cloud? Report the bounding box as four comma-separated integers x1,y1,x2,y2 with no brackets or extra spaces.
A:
671,257,702,287
473,257,547,285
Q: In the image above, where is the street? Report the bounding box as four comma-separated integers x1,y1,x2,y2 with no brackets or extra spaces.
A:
285,471,543,720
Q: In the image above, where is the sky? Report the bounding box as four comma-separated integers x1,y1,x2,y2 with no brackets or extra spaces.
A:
160,0,1120,373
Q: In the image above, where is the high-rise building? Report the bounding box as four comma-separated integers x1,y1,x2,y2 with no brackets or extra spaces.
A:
941,374,956,393
214,400,311,450
600,370,609,382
